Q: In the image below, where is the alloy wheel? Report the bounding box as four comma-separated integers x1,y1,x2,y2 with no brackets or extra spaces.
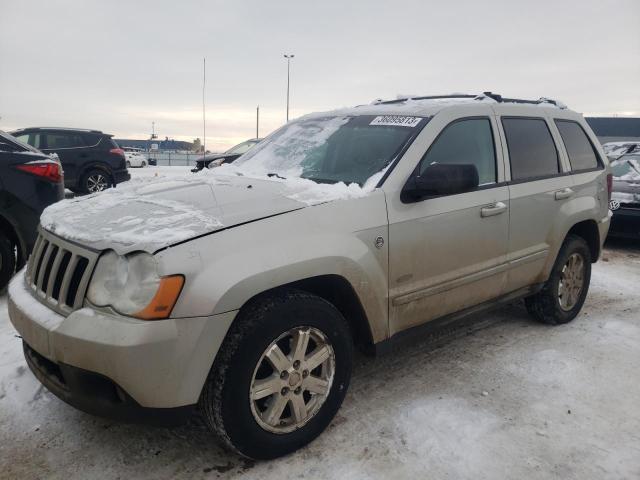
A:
558,252,585,311
87,173,109,193
249,326,335,434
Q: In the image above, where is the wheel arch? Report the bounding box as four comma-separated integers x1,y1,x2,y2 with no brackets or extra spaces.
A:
78,162,114,188
0,212,27,267
236,274,376,355
566,219,600,262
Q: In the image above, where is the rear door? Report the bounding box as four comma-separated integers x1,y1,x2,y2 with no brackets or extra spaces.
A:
495,108,573,292
41,131,88,186
386,107,510,335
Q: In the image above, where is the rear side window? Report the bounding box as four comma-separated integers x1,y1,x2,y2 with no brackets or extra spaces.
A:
554,120,600,171
419,118,496,185
502,118,559,181
45,133,85,149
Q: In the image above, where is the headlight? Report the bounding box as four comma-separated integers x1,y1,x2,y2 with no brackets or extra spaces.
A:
87,251,184,320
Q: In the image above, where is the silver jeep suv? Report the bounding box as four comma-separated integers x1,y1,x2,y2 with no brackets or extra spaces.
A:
8,93,611,459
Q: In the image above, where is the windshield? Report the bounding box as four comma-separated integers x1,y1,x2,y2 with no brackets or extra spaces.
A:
232,114,426,185
611,155,640,179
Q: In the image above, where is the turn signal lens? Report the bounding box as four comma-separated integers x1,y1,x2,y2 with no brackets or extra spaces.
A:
134,275,185,320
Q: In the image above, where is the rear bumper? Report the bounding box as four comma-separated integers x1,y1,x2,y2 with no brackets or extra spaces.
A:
609,208,640,239
113,169,131,184
8,270,237,417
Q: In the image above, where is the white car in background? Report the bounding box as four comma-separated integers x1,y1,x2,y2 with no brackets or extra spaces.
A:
123,147,149,168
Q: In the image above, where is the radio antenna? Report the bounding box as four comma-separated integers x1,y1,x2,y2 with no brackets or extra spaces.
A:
202,57,206,155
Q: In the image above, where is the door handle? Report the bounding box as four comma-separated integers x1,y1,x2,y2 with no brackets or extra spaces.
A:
554,188,574,200
480,201,507,217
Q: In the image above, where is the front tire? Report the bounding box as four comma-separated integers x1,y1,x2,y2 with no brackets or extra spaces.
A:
525,235,591,325
0,232,16,291
200,290,353,460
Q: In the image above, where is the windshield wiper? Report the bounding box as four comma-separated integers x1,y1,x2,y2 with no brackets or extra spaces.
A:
267,173,286,179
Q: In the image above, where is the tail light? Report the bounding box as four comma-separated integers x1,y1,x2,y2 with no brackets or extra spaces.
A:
606,173,613,202
110,147,125,158
15,161,63,183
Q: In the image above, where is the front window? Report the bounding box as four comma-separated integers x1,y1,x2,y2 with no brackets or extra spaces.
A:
13,132,44,150
225,140,259,155
231,115,426,185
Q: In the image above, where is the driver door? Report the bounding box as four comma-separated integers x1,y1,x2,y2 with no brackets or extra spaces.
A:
386,111,510,335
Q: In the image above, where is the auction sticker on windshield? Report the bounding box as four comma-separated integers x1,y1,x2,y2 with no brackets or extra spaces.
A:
370,116,422,127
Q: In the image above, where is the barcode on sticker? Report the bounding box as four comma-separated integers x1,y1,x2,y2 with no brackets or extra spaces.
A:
370,116,422,128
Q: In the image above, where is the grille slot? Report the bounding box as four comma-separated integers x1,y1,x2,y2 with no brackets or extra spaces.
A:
25,228,99,316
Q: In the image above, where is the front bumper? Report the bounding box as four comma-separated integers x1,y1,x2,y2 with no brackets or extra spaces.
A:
8,270,236,422
609,208,640,239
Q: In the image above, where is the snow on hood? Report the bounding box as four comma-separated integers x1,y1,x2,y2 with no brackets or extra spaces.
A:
41,166,380,254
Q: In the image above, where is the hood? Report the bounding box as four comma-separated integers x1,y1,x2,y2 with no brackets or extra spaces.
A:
40,175,306,255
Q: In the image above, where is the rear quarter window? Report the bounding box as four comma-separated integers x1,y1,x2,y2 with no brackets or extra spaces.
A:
502,117,559,181
554,120,600,171
82,133,101,147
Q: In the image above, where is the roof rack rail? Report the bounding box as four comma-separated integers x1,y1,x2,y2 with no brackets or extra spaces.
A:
15,127,104,133
373,94,477,105
370,93,566,109
480,92,566,109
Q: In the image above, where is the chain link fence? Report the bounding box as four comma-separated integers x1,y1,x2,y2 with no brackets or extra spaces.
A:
146,151,206,166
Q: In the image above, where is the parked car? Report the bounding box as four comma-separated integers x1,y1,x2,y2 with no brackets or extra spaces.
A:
123,147,149,168
0,130,64,289
11,127,130,194
608,153,640,238
8,94,611,460
191,138,262,172
602,141,640,161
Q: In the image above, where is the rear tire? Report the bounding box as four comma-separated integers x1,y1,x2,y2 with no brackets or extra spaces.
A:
126,160,131,168
141,161,146,167
525,235,591,325
80,169,113,194
200,290,353,460
0,232,16,291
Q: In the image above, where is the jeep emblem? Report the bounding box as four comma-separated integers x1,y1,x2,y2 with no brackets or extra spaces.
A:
375,236,384,249
609,200,620,211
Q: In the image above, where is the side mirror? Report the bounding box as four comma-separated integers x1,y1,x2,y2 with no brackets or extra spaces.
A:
402,163,480,202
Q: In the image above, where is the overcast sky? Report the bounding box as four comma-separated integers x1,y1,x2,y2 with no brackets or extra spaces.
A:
1,0,639,151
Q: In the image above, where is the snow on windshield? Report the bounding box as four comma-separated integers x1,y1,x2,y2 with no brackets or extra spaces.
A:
611,156,640,181
232,116,350,178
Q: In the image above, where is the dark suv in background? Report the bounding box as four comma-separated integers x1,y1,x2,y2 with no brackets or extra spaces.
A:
11,127,130,194
0,130,64,289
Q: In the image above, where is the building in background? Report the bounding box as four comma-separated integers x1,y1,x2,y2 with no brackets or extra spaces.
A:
585,117,640,144
115,138,193,151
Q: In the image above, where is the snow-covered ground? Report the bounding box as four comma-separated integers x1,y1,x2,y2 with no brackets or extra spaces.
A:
1,168,639,479
1,241,639,479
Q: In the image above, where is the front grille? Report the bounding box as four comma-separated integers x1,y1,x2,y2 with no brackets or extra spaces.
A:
620,202,640,210
25,228,99,316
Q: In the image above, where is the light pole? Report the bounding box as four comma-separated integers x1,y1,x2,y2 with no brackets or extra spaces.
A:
284,54,294,122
